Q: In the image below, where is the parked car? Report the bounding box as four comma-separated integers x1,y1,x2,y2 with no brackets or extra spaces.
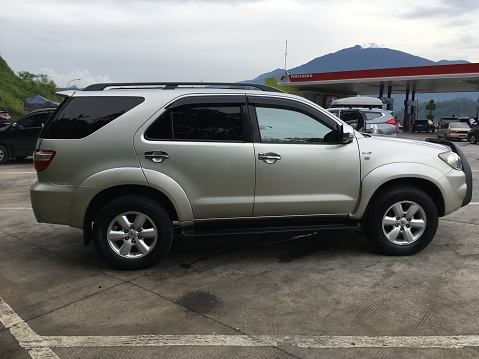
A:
468,126,479,144
437,117,473,128
30,82,471,270
412,119,435,133
0,108,55,164
437,121,470,141
327,107,397,135
0,111,11,127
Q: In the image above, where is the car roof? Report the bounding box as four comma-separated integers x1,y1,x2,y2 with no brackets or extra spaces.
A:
327,107,387,112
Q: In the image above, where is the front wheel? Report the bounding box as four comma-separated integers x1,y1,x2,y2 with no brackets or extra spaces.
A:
470,133,478,144
364,185,438,256
93,196,173,270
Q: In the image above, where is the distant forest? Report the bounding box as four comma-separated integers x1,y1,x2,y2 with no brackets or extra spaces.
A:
394,97,479,124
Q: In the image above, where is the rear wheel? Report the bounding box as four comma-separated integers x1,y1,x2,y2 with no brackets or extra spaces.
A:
93,196,173,270
364,185,438,256
0,145,9,164
470,133,478,144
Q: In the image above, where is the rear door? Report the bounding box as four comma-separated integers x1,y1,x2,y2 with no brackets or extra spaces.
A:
249,96,361,217
135,95,256,219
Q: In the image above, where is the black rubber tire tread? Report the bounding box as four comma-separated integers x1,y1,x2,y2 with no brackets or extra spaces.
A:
470,134,477,144
93,195,173,270
0,144,9,164
364,185,438,256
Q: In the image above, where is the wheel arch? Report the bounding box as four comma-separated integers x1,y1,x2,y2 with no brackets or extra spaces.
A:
83,185,181,246
361,178,445,226
353,162,448,222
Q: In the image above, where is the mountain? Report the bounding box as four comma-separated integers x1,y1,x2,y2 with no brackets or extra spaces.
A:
250,45,470,83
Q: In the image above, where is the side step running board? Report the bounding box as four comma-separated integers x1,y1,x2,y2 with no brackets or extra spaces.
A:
181,222,361,237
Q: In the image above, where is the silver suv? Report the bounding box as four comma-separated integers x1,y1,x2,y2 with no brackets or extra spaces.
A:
327,107,397,135
30,82,472,270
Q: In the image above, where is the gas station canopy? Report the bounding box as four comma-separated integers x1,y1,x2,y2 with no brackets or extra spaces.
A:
276,63,479,96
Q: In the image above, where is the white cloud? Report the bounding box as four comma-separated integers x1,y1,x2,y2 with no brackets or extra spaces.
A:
40,68,112,88
1,0,478,86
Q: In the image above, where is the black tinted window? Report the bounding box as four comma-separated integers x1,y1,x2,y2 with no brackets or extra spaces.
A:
42,97,144,139
146,105,244,142
19,112,51,128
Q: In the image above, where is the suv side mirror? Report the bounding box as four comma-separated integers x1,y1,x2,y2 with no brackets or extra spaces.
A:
340,124,355,144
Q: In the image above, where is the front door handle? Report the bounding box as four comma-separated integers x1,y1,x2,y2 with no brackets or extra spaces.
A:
145,151,169,163
258,152,281,164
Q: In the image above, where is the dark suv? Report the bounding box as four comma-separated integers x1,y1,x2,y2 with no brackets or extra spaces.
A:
0,108,56,164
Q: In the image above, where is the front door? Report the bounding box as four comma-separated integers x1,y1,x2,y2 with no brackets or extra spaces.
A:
250,102,361,217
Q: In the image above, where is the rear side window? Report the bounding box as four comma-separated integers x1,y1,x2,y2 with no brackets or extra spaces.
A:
363,112,382,120
41,96,144,139
145,105,244,142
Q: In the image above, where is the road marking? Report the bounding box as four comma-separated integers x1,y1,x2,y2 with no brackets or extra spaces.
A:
0,172,36,174
0,207,32,210
2,297,479,358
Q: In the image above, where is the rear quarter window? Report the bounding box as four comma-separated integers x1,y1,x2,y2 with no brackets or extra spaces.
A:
41,96,144,139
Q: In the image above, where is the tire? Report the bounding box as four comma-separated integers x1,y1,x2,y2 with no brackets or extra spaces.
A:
93,196,173,270
470,134,478,144
364,185,438,256
0,145,9,164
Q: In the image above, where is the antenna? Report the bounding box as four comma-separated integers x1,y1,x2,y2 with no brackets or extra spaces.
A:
284,40,288,70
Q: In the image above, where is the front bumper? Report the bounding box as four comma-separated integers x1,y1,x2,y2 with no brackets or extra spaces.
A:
426,138,472,207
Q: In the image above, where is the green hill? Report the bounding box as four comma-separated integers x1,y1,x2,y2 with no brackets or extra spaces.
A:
0,55,62,121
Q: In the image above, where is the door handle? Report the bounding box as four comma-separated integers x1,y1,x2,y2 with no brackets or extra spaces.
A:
145,151,169,163
258,152,281,164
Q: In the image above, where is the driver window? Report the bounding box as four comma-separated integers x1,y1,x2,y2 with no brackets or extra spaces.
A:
255,106,335,143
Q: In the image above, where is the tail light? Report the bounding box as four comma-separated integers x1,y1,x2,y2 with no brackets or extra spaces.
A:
386,119,396,125
34,150,56,171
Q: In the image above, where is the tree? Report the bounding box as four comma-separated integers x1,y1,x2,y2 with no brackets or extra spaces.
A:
17,71,38,81
425,100,436,122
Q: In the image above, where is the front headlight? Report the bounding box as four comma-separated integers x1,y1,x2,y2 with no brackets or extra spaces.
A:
439,151,462,170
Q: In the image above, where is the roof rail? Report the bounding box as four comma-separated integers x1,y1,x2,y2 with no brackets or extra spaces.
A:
82,82,285,93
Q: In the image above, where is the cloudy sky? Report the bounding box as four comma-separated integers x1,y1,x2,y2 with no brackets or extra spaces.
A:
1,0,479,88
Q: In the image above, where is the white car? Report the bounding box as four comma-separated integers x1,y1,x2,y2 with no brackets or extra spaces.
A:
437,122,470,141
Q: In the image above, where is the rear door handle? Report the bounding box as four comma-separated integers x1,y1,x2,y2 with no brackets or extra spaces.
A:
258,152,281,164
145,151,169,163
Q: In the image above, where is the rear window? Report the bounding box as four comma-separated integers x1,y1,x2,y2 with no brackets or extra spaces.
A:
41,96,144,139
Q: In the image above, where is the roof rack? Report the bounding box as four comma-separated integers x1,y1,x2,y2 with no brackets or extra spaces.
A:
82,82,285,93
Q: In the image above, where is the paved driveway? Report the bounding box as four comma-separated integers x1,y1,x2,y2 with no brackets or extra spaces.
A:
1,132,479,358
